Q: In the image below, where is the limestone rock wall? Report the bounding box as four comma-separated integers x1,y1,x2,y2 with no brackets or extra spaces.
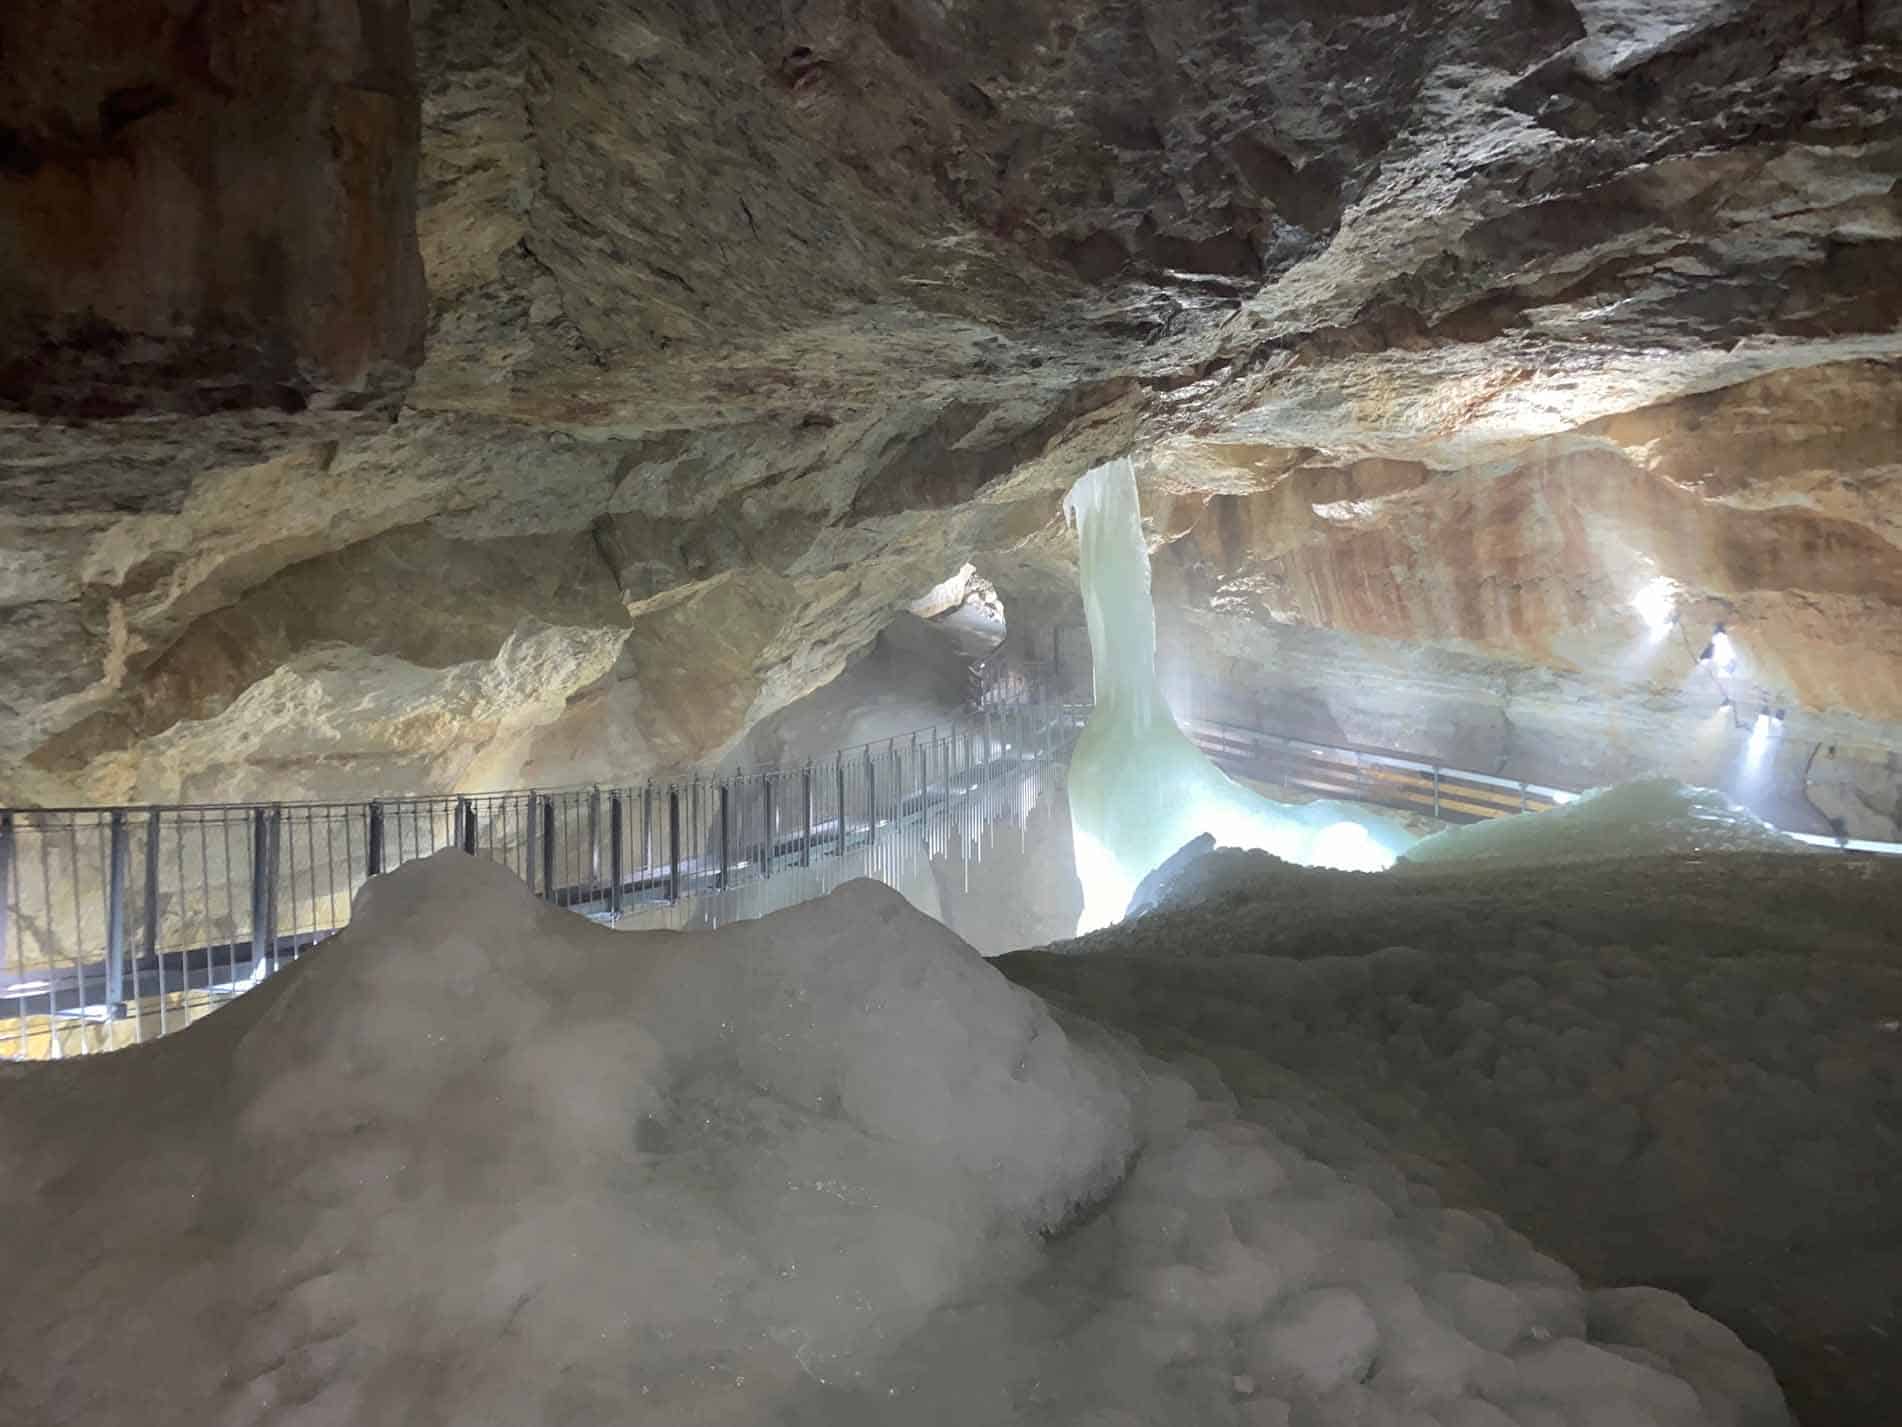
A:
1149,365,1902,839
2,0,1899,811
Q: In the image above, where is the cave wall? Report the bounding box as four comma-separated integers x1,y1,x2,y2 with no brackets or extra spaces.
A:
0,0,426,419
1148,364,1902,837
2,0,1900,810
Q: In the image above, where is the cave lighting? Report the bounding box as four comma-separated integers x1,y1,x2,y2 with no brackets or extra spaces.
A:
1698,624,1739,674
1742,706,1774,779
1630,576,1677,637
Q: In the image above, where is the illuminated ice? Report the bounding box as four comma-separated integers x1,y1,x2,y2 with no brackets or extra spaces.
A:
1402,776,1812,869
1062,457,1420,930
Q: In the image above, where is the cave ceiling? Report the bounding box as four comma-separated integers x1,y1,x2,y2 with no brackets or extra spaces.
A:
1,0,1898,804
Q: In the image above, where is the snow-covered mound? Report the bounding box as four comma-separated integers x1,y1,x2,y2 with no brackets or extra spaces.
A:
1403,778,1811,869
0,853,1790,1426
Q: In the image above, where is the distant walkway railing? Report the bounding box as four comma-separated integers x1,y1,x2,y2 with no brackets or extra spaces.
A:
1,694,1081,1061
1183,712,1902,854
1182,716,1573,824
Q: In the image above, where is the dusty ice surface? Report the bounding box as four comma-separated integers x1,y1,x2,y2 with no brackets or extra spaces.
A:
1064,458,1420,931
0,853,1789,1426
1007,849,1902,1426
1403,778,1809,869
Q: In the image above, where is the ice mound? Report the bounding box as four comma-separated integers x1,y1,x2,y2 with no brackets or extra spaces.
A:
1402,777,1811,869
0,853,1789,1426
1064,458,1420,930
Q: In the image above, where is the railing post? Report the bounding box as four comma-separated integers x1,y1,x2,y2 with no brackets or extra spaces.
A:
668,787,681,903
142,808,161,970
588,789,602,889
762,779,775,878
912,734,923,825
106,809,128,1015
801,764,813,868
524,793,539,892
458,796,476,855
249,807,272,974
1519,781,1528,813
541,797,557,903
1432,767,1441,820
0,812,11,984
266,808,281,969
835,755,847,858
609,791,625,915
641,783,653,883
865,750,877,833
366,800,384,877
717,782,731,891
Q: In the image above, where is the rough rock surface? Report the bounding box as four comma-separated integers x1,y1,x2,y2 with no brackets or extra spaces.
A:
2,0,1900,806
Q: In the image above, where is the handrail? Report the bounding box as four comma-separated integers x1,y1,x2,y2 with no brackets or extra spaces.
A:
2,693,1083,1060
1183,710,1902,854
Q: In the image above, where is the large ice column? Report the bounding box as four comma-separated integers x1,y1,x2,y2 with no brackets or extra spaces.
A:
1064,457,1419,931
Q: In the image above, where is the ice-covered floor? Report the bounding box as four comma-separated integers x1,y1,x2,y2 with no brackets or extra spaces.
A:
1002,850,1902,1427
0,853,1791,1427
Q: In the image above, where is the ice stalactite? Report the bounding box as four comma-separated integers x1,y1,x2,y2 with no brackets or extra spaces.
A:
1063,457,1421,931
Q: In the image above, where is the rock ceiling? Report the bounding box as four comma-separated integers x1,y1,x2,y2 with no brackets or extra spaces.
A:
1,0,1898,805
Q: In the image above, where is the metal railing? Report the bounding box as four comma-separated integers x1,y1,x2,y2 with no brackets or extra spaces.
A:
1183,712,1902,853
1,694,1081,1061
1181,716,1574,825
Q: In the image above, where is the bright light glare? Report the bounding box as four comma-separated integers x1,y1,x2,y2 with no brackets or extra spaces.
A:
1741,710,1773,778
1711,629,1735,668
1309,821,1397,873
1630,577,1676,636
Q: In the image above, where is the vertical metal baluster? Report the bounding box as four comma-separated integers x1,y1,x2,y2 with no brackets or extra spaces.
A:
609,792,625,917
366,801,384,878
641,785,653,897
835,756,847,860
249,809,269,982
0,811,13,1058
677,787,692,898
175,816,191,1023
272,808,287,971
761,778,775,880
718,783,730,892
193,816,209,1013
542,798,557,904
589,790,602,905
525,794,538,895
105,810,128,1021
139,809,161,1038
35,825,58,1055
67,822,89,1042
801,765,813,869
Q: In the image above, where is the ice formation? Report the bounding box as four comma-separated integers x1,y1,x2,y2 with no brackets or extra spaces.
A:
0,852,1789,1426
1403,777,1812,869
1063,457,1420,930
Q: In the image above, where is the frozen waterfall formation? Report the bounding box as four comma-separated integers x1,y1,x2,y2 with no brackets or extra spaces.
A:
1063,458,1420,930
